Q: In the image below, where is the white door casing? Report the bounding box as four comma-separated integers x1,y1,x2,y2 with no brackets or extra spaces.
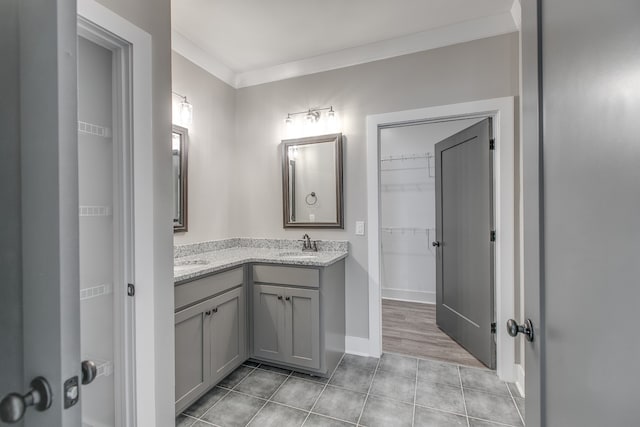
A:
78,0,156,426
365,97,516,382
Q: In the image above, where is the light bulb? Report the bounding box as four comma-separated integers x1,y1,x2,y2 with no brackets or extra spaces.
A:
179,98,193,125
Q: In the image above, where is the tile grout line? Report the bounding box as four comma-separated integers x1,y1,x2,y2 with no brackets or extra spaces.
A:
307,411,357,425
412,358,418,427
191,365,259,424
186,386,232,424
301,353,346,426
243,369,294,426
468,415,520,427
457,365,471,427
507,381,525,426
355,356,381,426
413,402,468,418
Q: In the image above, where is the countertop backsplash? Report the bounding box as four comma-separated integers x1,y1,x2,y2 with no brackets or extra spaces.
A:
174,237,348,259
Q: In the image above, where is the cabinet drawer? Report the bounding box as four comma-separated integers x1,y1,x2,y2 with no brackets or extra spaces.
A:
175,267,244,310
252,265,319,288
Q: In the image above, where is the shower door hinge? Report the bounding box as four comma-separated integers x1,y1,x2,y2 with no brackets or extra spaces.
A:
491,322,497,334
489,139,495,150
490,231,496,242
127,283,135,297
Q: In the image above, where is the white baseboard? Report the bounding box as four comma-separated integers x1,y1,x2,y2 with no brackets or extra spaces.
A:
515,364,525,397
345,336,371,357
381,288,436,304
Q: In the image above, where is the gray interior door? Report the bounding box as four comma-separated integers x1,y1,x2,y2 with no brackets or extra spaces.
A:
524,0,640,425
435,118,495,368
0,0,81,425
520,0,542,425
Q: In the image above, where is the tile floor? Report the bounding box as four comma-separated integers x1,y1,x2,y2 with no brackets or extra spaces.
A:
176,353,524,427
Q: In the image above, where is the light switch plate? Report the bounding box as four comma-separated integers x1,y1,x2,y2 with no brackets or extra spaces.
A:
355,221,365,236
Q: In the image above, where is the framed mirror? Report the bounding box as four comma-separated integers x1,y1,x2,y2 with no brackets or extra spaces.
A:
172,125,188,232
282,133,343,228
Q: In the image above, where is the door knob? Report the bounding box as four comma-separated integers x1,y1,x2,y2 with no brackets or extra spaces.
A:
82,360,98,385
0,376,53,423
277,295,283,300
432,241,440,247
506,318,534,342
285,296,291,301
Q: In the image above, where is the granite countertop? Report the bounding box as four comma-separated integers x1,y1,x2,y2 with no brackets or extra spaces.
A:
174,239,348,284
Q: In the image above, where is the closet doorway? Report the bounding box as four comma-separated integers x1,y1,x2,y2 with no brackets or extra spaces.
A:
367,97,516,380
379,118,488,368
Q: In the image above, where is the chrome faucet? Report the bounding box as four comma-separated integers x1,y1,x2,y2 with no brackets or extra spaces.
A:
301,234,318,252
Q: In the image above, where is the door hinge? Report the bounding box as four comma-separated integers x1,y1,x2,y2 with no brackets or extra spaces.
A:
127,283,135,297
489,139,495,150
491,322,497,334
490,231,496,242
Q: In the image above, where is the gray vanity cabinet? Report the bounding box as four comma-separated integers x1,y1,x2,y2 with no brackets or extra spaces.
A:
174,299,210,413
285,287,320,369
174,267,246,414
209,286,246,384
251,261,344,376
253,284,286,362
252,284,320,369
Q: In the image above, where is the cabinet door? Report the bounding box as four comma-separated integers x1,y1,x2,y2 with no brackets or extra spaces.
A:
253,284,286,363
210,286,246,384
284,288,320,369
175,302,210,413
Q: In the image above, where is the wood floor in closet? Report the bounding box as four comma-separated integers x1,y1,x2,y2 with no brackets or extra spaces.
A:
382,298,486,368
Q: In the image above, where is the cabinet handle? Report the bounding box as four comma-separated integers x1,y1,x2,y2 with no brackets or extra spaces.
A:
205,310,212,316
212,307,218,314
285,296,291,301
277,295,283,300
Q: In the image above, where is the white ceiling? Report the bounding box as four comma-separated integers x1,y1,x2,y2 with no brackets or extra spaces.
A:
171,0,519,87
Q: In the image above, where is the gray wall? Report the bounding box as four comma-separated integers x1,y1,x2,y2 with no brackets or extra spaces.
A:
172,52,237,245
0,2,23,421
94,1,175,424
233,33,519,338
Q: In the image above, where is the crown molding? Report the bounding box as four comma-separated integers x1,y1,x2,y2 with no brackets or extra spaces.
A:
172,11,519,89
171,30,236,88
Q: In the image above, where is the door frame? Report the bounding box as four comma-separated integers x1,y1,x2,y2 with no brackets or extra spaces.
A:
365,96,516,381
77,0,156,424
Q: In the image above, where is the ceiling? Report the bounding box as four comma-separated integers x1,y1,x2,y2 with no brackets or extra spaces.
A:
171,0,519,87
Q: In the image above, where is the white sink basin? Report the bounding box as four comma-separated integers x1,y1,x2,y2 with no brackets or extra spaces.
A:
278,251,319,259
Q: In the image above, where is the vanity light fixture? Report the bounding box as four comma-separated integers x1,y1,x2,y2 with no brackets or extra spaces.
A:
172,91,193,126
306,109,321,123
285,106,335,126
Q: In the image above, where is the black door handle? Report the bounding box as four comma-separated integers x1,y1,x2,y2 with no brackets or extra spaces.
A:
506,319,534,342
0,377,53,423
432,241,440,247
82,360,98,385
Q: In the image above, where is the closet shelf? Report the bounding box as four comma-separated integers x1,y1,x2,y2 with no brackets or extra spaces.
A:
380,152,435,178
80,283,113,301
78,120,112,138
79,206,112,217
381,226,434,235
380,152,432,162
